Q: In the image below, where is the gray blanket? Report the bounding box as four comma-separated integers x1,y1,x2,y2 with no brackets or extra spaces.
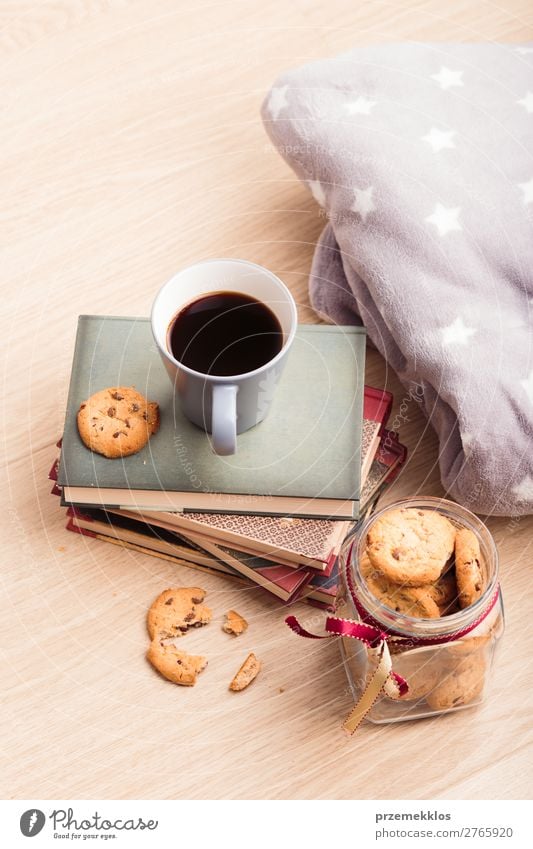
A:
262,43,533,516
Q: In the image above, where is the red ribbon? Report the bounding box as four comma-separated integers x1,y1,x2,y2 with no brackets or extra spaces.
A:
343,539,501,647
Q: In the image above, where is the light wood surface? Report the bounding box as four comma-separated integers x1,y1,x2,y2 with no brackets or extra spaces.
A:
2,0,532,801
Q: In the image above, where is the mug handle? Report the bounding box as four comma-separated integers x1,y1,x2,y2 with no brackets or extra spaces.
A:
211,384,238,455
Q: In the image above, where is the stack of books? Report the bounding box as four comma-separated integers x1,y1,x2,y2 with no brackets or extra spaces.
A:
50,315,407,609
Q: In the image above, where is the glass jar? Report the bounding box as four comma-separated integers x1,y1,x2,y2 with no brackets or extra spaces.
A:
338,497,504,724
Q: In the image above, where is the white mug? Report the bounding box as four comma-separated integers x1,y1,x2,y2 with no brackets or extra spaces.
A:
151,258,297,455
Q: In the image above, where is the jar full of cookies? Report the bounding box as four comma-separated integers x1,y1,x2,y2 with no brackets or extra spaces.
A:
339,497,504,723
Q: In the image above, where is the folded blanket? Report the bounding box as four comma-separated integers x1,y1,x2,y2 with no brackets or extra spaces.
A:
262,43,533,516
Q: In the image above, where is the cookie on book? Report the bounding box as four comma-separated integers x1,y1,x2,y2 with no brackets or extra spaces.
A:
455,528,485,608
229,652,261,691
77,386,159,458
147,587,212,640
147,640,207,686
366,507,455,586
222,610,248,636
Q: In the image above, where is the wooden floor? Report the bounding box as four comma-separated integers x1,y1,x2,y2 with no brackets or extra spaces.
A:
1,0,532,800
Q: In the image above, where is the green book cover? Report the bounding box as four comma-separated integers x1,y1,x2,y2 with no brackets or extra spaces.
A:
58,316,366,513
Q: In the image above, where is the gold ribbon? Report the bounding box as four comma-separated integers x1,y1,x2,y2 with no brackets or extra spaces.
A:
342,639,396,734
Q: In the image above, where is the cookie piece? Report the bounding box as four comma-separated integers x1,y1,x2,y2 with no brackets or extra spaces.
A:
376,585,440,619
366,508,456,586
229,652,261,691
425,655,485,710
77,386,159,458
147,640,207,686
427,570,459,615
438,600,461,617
455,528,485,609
147,587,212,640
360,553,440,618
359,552,390,595
391,649,441,702
222,610,248,636
441,636,490,658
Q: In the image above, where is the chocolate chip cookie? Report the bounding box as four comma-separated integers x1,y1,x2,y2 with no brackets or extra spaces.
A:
77,386,159,458
147,587,212,640
391,648,441,702
441,636,490,658
427,569,459,614
425,655,485,710
360,553,441,618
455,528,485,608
147,640,207,686
366,507,456,586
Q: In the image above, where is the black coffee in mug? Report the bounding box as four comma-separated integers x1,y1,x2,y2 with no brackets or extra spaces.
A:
167,291,283,376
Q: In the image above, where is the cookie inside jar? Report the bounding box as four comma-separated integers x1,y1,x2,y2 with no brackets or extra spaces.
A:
340,497,504,724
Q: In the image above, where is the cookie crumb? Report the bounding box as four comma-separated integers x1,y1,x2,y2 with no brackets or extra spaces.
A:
222,609,248,636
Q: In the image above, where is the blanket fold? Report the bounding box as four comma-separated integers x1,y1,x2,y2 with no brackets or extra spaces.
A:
262,43,533,515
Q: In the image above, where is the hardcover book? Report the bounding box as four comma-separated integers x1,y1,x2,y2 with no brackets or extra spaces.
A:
58,316,366,519
176,529,313,602
363,386,393,435
360,429,407,506
110,403,392,573
68,507,311,602
113,508,349,572
303,488,390,607
66,515,243,582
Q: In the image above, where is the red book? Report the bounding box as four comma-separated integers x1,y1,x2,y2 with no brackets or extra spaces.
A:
363,386,393,435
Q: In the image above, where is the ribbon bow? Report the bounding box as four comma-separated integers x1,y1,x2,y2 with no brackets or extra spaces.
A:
285,615,408,734
286,580,500,734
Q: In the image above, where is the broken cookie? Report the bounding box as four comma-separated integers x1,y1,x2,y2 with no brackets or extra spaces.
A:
147,640,207,686
147,587,212,640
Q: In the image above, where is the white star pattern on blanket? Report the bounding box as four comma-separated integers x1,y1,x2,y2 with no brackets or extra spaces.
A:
351,186,375,221
422,127,456,152
344,97,376,115
512,476,533,502
268,85,289,120
520,370,533,405
426,203,462,236
308,180,326,206
431,67,464,90
441,317,477,346
461,431,475,457
519,178,533,205
261,43,533,513
518,92,533,113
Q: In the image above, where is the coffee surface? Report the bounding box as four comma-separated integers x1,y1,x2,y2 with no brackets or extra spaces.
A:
167,291,283,376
